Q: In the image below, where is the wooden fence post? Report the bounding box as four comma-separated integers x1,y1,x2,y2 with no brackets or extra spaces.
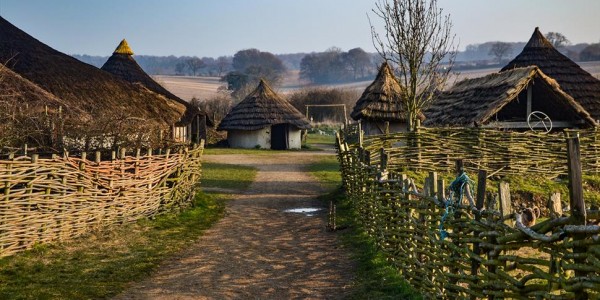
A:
567,136,586,223
548,192,562,219
455,159,464,176
567,135,588,300
471,169,487,298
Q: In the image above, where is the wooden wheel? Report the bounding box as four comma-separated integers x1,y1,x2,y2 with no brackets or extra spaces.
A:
527,111,552,133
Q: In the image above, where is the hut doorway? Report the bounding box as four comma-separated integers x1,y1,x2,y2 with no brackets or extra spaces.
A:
271,124,289,150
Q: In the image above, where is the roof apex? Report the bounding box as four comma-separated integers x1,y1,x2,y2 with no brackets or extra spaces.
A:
524,27,554,49
113,39,134,55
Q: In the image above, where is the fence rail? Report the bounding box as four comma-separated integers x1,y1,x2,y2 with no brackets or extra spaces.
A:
0,142,204,257
337,129,600,299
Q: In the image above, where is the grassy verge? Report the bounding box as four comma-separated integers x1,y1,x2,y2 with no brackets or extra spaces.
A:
306,133,336,145
0,163,257,299
308,155,420,299
202,162,257,191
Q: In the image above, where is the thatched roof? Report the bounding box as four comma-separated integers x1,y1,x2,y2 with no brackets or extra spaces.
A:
100,39,212,126
424,66,596,127
0,63,88,118
0,17,185,127
351,62,411,122
113,39,134,55
502,27,600,121
218,79,311,131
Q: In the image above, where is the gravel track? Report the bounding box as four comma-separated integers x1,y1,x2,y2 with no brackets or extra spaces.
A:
114,150,354,300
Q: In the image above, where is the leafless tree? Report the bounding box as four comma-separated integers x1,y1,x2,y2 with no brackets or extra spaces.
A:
216,56,230,77
545,32,570,48
186,57,205,76
488,42,513,64
370,0,457,131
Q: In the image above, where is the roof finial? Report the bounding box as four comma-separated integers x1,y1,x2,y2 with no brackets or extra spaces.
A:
113,39,134,55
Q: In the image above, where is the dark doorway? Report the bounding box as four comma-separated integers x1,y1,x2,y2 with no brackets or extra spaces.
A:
271,124,288,150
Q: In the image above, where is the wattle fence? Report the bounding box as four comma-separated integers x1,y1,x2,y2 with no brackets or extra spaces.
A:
337,128,600,299
0,142,204,257
355,126,600,178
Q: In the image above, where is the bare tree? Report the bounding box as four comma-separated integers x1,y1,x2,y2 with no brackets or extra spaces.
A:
370,0,457,131
488,42,513,64
186,57,205,76
175,62,186,75
545,32,570,48
216,56,230,77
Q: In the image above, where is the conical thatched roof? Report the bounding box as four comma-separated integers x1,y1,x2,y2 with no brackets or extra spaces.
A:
218,79,311,131
0,17,185,127
351,62,410,122
424,66,595,127
502,27,600,121
101,39,212,126
113,39,134,55
0,63,88,118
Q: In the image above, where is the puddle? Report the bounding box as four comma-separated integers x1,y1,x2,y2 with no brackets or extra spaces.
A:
284,207,323,216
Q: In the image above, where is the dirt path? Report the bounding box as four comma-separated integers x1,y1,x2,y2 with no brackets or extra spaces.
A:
114,150,355,299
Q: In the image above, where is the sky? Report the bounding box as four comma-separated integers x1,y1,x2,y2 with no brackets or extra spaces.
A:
0,0,598,58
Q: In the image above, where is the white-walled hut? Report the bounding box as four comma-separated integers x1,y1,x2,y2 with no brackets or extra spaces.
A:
101,39,213,144
351,62,423,135
218,79,310,149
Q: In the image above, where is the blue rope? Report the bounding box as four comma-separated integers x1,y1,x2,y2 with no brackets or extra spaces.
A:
439,171,474,240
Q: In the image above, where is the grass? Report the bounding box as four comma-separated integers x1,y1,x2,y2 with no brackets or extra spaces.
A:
307,155,421,299
307,156,341,190
306,133,336,145
0,163,257,299
202,162,257,191
203,147,280,155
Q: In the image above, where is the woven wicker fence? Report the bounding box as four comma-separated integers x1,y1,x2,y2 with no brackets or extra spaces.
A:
337,130,600,299
0,142,204,257
355,127,600,178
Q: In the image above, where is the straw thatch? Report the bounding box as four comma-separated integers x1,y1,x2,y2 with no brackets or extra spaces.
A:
100,39,212,126
113,39,134,55
0,17,185,127
0,63,87,118
502,27,600,121
218,79,310,131
424,66,596,127
351,62,411,122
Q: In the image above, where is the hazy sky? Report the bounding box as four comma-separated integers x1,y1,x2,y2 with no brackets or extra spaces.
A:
0,0,598,57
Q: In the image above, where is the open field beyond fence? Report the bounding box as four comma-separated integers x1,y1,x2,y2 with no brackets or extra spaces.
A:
0,143,204,257
337,128,600,299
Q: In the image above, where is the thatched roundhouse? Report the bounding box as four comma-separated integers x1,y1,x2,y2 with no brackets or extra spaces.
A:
0,64,91,148
101,39,212,143
351,62,422,135
218,79,310,149
502,27,600,122
0,17,186,146
0,63,85,116
424,66,596,130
